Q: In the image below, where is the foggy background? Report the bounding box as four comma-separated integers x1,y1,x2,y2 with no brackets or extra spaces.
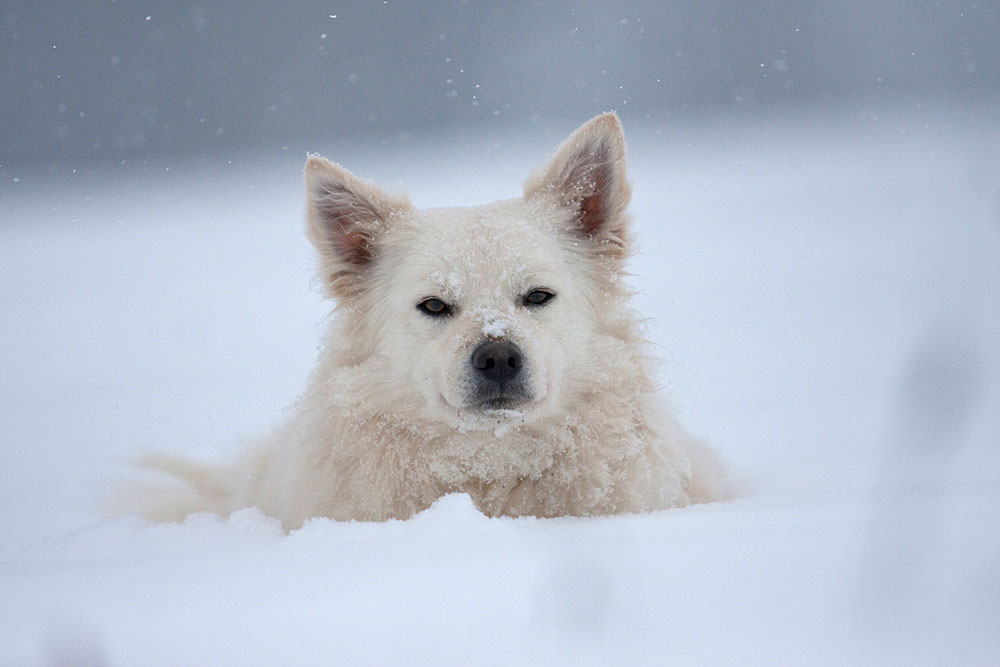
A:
3,0,998,170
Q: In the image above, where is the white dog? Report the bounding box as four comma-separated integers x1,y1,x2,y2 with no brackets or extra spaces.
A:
134,113,727,528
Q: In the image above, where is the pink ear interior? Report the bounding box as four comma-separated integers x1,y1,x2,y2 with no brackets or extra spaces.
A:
566,154,617,237
311,181,381,266
524,114,629,244
556,139,626,239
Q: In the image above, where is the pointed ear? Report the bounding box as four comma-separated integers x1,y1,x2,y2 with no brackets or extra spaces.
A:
524,112,632,256
304,155,411,298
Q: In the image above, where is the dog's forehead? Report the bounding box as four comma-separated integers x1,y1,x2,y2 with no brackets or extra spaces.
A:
421,199,556,243
399,199,567,293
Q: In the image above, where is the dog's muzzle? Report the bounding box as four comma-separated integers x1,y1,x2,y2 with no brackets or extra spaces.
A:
467,340,532,409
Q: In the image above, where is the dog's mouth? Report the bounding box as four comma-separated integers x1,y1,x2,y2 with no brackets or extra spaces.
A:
474,397,528,412
436,380,544,433
466,379,533,412
439,385,536,421
438,393,535,425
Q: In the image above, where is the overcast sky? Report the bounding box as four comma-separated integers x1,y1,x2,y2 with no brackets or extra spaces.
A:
2,1,998,166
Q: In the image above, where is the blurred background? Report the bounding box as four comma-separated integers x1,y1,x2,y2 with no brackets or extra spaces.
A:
3,0,998,172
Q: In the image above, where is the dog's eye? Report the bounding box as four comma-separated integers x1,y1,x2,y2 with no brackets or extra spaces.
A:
417,297,452,317
524,290,555,307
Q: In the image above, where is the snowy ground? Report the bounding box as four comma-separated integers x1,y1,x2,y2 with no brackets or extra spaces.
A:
2,101,999,665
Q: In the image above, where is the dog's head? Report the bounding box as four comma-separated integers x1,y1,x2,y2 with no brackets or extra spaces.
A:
304,113,633,431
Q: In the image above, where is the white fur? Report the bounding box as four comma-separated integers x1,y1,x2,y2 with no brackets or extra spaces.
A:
130,113,728,528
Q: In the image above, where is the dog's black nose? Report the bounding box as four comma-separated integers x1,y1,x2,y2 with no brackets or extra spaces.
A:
471,340,523,382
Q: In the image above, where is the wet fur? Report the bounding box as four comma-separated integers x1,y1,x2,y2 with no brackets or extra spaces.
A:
129,113,727,528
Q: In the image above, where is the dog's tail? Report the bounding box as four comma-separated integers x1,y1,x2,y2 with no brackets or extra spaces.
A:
108,452,237,523
685,437,741,504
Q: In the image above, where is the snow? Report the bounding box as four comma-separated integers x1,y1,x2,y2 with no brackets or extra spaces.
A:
2,103,999,665
430,270,464,299
474,307,512,339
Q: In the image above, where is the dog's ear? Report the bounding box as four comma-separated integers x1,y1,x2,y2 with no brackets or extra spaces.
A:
524,112,631,258
304,155,411,298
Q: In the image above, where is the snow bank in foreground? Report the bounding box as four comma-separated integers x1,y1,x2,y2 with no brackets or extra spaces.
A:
6,487,998,665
